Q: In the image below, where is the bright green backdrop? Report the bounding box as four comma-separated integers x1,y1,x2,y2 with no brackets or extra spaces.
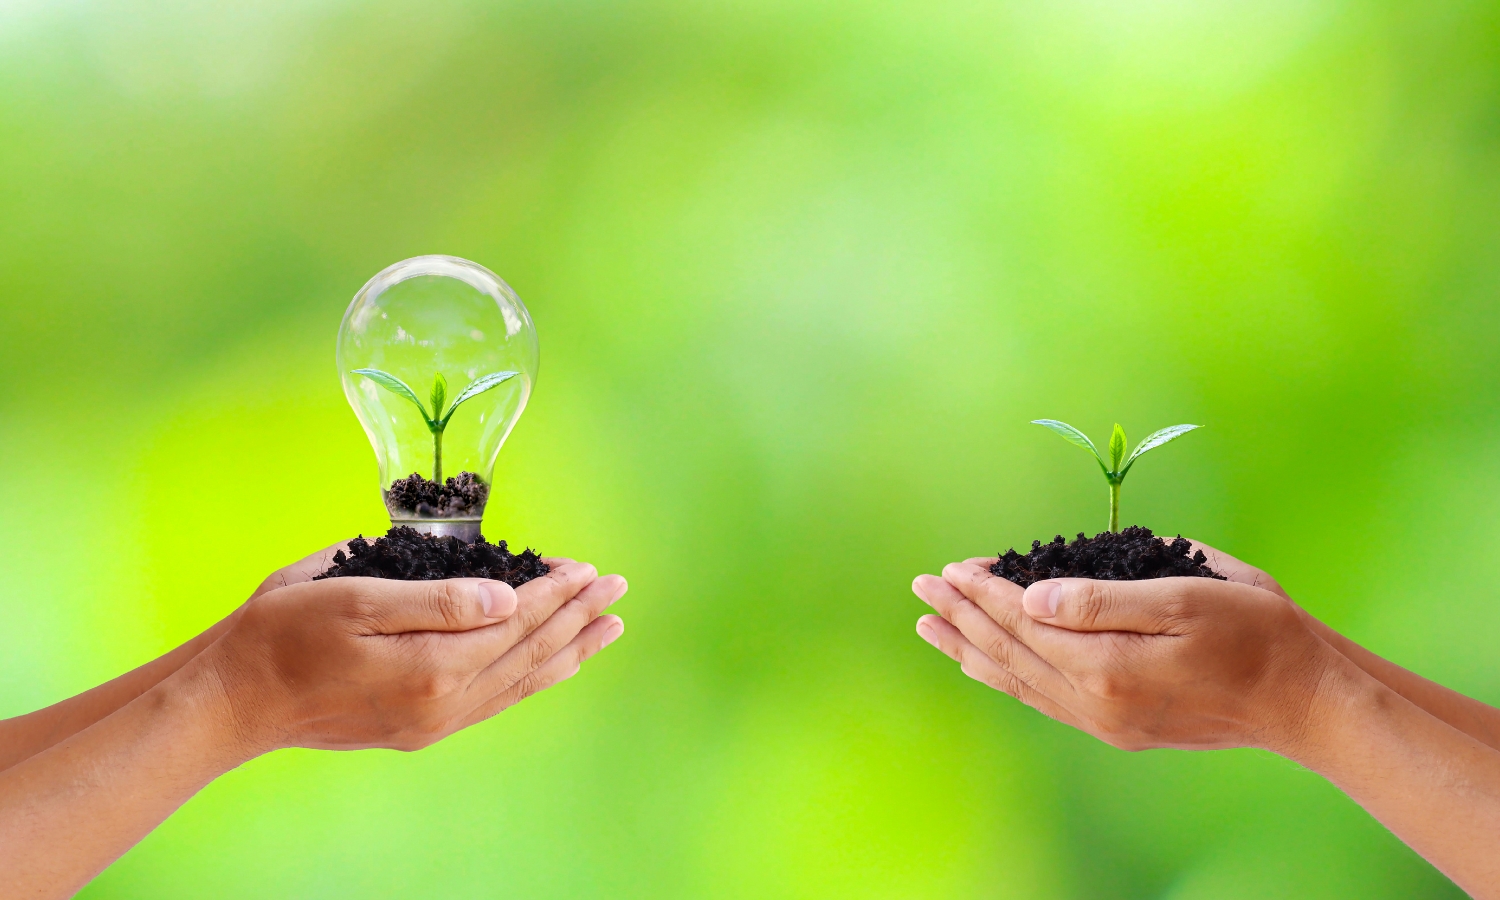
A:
0,0,1492,897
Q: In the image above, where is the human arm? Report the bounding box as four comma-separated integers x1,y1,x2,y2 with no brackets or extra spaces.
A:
1191,542,1500,751
0,543,347,773
0,561,625,899
912,565,1500,898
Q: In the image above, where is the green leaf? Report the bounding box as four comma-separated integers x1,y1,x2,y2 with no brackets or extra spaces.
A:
1120,423,1201,476
430,373,448,421
352,368,433,425
438,370,520,427
1031,419,1108,471
1109,423,1127,472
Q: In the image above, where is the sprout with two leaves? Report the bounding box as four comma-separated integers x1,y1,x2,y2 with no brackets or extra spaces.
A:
1032,419,1200,533
353,368,519,483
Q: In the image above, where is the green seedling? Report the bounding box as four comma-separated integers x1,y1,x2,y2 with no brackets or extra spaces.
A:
1032,419,1200,533
353,368,519,483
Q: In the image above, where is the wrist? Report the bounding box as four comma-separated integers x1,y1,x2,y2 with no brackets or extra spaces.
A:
159,651,284,765
1262,641,1386,765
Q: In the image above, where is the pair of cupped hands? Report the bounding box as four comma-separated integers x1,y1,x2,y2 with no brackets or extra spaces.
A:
913,542,1337,756
183,544,625,758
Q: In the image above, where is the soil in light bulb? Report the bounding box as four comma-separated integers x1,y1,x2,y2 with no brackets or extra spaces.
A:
315,527,549,585
384,471,490,518
990,527,1225,588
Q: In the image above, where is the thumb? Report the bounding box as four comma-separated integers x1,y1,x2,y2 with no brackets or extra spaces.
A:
1022,578,1179,634
339,577,518,634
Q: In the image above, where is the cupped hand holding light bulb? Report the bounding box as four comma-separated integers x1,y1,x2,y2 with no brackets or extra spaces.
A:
204,558,626,754
0,542,626,899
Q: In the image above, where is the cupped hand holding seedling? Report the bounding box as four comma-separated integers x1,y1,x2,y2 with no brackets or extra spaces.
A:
353,368,518,483
1032,419,1199,532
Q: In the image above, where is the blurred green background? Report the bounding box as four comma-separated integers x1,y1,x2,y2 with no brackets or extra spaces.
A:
0,0,1493,896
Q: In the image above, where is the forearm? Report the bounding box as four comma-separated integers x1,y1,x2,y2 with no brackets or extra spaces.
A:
1300,611,1500,750
0,659,257,899
0,616,234,773
1285,658,1500,899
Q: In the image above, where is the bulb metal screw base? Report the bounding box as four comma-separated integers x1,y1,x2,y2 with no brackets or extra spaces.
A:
392,518,483,543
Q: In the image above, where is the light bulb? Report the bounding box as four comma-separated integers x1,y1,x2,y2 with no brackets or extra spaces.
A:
336,255,539,541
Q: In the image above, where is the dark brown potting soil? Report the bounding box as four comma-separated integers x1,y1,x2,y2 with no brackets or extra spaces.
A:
314,526,549,585
990,526,1225,588
385,471,489,518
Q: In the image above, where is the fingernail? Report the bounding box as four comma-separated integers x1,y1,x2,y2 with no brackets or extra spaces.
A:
480,582,516,619
911,576,935,607
916,619,938,646
1025,582,1061,618
602,618,625,647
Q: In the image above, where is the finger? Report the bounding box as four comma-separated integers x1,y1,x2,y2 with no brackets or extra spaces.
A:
1184,539,1288,599
463,573,627,690
414,564,609,674
508,562,602,637
915,615,1080,726
459,614,624,727
938,563,1182,690
334,577,520,634
913,574,1070,698
942,561,1072,647
963,556,999,567
540,557,576,567
941,561,1028,620
1018,577,1190,635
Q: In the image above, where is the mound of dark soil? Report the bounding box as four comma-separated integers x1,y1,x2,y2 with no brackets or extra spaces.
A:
990,526,1224,588
385,471,489,518
314,526,549,586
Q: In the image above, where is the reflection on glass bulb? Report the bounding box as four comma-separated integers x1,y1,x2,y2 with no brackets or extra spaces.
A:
336,255,539,541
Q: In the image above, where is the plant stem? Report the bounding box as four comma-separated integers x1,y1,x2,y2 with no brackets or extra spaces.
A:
1108,480,1120,533
433,428,444,484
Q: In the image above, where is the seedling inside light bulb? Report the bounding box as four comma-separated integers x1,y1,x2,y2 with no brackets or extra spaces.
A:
352,368,519,483
1031,419,1200,533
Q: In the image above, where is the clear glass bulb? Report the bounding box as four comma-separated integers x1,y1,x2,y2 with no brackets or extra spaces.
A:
336,255,539,540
